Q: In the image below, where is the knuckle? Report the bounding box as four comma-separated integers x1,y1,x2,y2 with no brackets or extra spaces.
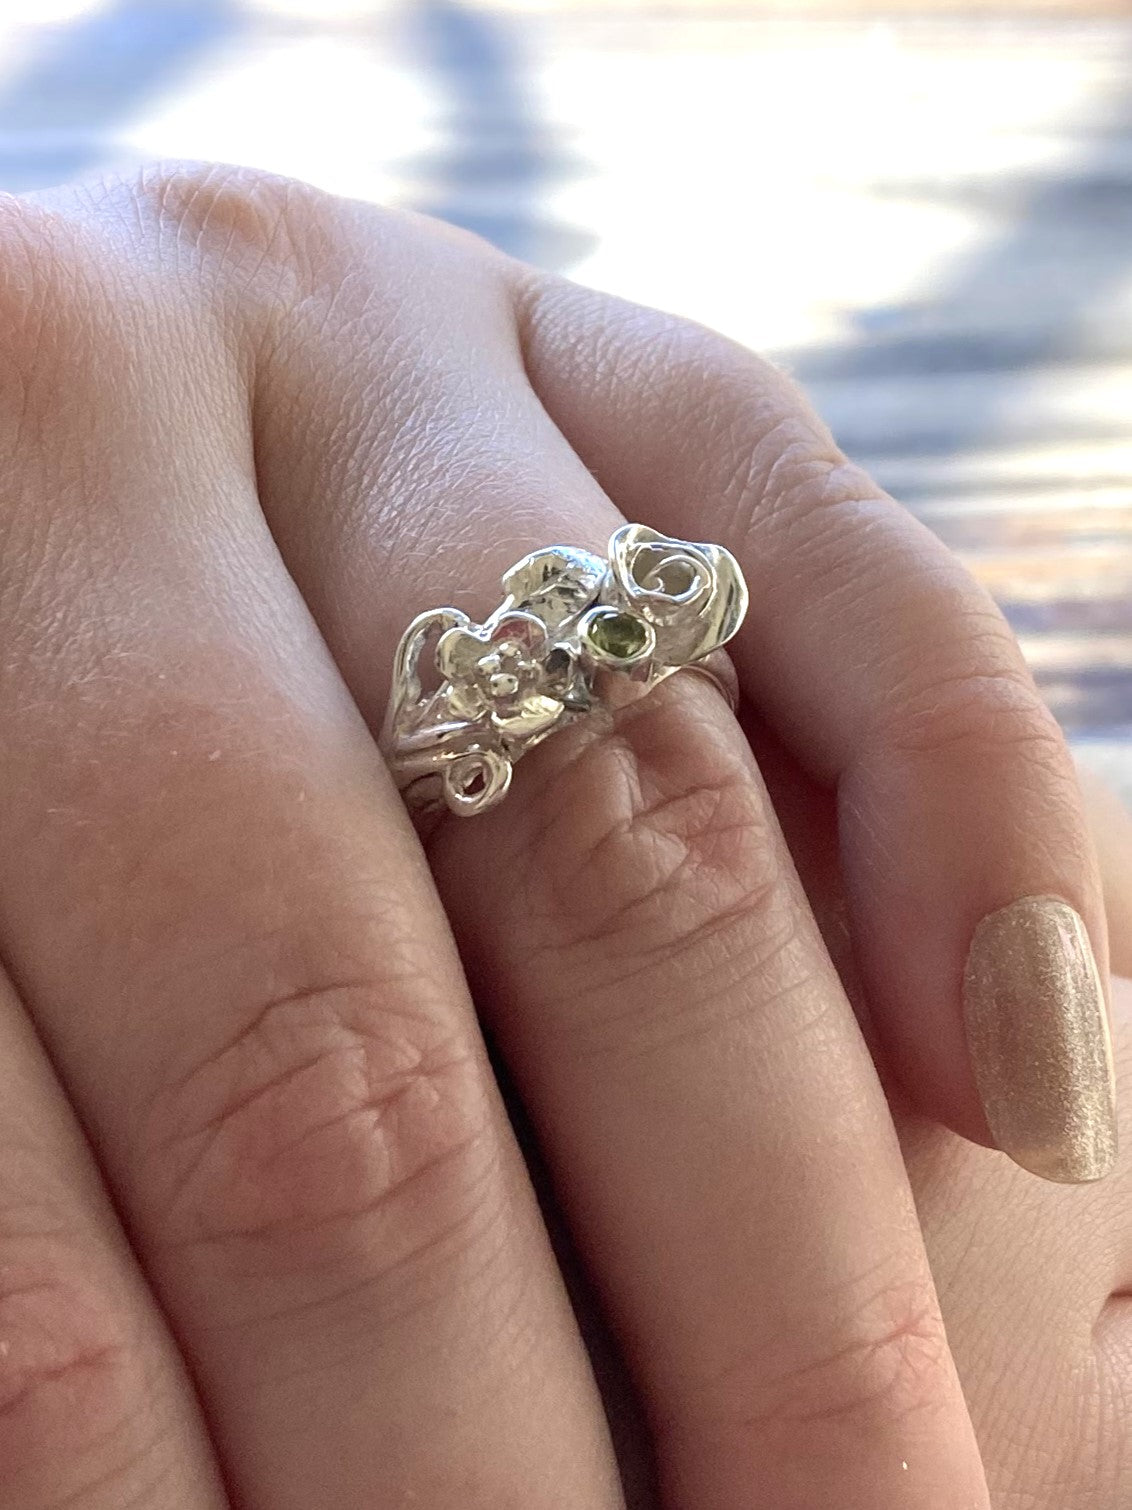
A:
143,977,497,1285
731,413,865,535
518,683,800,1029
616,315,859,528
883,663,1067,767
136,158,317,238
120,160,497,329
128,159,332,299
717,1275,954,1445
519,280,877,538
0,1238,139,1494
541,700,776,951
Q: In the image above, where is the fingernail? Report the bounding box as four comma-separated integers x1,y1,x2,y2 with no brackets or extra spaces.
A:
963,896,1117,1183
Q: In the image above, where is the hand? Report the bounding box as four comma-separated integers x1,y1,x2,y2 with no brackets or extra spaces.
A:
0,163,1109,1509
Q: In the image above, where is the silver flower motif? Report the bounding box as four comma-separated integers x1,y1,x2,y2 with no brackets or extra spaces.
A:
435,611,572,739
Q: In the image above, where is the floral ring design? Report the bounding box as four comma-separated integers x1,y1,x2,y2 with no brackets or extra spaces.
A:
380,524,749,817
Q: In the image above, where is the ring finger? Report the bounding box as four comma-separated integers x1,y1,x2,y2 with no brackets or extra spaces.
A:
240,179,991,1506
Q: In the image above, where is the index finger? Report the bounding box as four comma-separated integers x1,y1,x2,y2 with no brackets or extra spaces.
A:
513,274,1117,1185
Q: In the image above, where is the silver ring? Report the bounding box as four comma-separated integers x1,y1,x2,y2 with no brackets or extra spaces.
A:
381,524,749,817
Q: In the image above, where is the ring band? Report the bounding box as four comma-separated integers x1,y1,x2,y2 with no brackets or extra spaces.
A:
381,524,749,817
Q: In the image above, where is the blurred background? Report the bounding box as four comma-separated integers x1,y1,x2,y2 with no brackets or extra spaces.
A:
0,0,1128,786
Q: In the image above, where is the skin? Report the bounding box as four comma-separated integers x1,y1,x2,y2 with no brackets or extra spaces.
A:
592,751,1132,1510
0,160,1121,1507
755,731,1132,1509
909,974,1132,1510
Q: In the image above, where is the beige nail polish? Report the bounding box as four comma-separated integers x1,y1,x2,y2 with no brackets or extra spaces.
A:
963,896,1117,1183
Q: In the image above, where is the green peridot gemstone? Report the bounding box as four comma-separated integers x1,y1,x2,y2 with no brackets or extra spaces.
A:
586,610,648,661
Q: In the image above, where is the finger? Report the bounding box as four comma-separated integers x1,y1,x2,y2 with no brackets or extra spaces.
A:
244,191,990,1506
0,182,621,1508
510,274,1116,1185
905,974,1132,1510
0,969,226,1509
441,679,989,1509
